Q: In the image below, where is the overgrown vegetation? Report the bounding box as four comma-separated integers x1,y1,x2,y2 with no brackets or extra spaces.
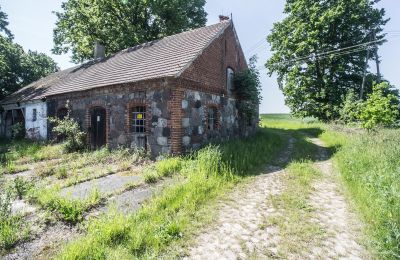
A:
58,128,285,258
320,130,400,259
49,102,86,152
234,55,262,122
0,190,30,252
268,162,324,257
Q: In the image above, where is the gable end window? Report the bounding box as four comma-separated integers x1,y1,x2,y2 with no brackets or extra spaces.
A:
227,67,235,91
131,106,146,133
32,109,37,122
207,107,218,131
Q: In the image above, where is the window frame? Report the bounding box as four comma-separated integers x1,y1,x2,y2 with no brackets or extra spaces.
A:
131,106,146,134
32,108,37,122
227,67,235,91
207,107,218,131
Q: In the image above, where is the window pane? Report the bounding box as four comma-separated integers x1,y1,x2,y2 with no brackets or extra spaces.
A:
132,106,146,133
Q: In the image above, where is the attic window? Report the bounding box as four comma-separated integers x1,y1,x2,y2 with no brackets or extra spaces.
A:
227,68,235,91
131,106,146,133
32,109,37,122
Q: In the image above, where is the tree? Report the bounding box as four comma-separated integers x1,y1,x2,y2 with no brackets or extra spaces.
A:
359,82,399,130
234,56,262,121
266,0,388,121
52,0,207,63
0,6,59,100
0,5,13,39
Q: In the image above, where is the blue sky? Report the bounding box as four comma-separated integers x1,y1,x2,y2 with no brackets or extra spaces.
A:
2,0,399,113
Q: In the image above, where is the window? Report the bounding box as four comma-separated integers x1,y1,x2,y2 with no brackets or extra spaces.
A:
32,109,37,122
227,68,235,91
131,106,146,133
207,107,218,131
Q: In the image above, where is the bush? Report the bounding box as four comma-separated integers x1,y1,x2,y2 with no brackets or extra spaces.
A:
339,90,363,124
49,103,86,152
359,82,399,130
10,122,24,140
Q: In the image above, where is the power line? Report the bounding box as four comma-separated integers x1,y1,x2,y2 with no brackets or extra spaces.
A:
257,44,376,71
271,39,384,66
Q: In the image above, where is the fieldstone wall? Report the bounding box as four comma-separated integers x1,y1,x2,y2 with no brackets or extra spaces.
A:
47,81,172,157
181,89,257,153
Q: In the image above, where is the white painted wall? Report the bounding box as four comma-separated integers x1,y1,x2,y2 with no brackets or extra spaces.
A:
24,101,47,140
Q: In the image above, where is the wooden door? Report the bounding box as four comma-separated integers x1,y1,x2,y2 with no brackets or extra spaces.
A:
91,107,106,149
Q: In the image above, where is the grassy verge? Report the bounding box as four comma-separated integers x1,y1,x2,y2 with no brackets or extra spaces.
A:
58,128,285,259
267,162,324,257
320,129,400,259
0,190,30,253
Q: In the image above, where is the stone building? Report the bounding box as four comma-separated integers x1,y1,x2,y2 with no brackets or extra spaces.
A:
0,18,258,156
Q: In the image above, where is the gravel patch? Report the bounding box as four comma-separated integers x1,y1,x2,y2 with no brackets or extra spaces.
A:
3,222,80,260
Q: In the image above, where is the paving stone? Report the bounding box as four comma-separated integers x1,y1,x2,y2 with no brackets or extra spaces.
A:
61,173,141,199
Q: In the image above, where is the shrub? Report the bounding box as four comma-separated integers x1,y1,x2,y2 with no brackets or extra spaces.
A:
49,103,86,152
10,122,25,140
339,90,363,124
359,82,399,130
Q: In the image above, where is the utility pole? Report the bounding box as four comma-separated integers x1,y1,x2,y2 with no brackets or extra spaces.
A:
360,32,372,100
372,30,381,83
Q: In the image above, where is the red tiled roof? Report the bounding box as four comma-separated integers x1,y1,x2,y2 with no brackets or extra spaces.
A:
1,21,231,105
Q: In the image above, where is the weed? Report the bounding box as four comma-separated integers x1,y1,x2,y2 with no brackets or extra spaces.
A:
58,129,284,258
13,177,32,199
0,191,30,252
56,166,68,179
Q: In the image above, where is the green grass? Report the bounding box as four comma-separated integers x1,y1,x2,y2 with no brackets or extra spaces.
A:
58,128,285,259
267,162,324,257
0,191,30,253
28,186,101,224
320,129,400,259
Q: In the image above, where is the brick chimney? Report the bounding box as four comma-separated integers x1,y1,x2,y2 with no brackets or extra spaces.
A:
219,15,230,22
94,41,105,59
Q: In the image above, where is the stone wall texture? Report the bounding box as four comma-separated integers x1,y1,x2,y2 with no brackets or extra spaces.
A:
45,23,258,156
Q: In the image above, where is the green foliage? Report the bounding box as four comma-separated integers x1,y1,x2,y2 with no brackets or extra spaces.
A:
13,176,32,199
28,186,100,224
234,55,262,121
339,90,363,124
49,103,86,152
58,127,284,259
0,6,58,100
266,0,388,121
10,122,24,140
52,0,207,62
359,82,399,130
0,190,29,251
0,5,12,39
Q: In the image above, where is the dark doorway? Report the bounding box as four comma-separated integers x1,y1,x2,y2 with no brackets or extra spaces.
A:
91,107,106,149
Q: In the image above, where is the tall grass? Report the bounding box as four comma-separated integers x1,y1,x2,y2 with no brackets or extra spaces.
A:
321,129,400,259
58,128,284,259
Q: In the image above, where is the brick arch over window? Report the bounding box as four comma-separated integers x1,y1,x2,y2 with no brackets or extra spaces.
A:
85,103,110,147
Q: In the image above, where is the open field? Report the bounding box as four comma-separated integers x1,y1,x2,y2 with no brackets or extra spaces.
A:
0,115,399,259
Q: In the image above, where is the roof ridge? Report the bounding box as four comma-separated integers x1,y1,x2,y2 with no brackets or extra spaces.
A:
175,21,231,78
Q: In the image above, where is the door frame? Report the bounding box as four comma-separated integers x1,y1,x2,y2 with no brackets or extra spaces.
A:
87,104,109,148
